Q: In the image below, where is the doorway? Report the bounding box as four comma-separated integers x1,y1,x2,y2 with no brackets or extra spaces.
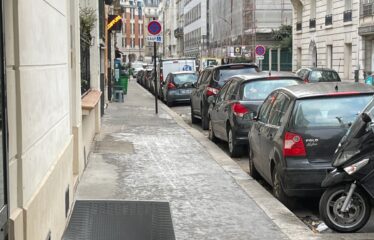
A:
344,43,352,80
0,0,9,239
309,41,317,67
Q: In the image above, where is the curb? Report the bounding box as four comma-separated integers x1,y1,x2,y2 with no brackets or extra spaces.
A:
134,82,374,240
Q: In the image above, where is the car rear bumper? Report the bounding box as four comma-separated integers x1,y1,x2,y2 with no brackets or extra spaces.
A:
167,90,193,102
281,166,333,197
233,122,251,145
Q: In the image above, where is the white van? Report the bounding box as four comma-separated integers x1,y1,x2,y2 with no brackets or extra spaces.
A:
157,58,197,97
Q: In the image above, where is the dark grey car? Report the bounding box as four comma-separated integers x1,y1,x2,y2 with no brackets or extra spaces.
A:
161,71,198,107
296,67,341,83
208,73,303,157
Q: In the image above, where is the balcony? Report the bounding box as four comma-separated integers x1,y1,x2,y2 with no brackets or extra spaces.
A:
174,27,184,38
325,14,333,26
344,10,352,22
296,21,302,31
309,18,316,29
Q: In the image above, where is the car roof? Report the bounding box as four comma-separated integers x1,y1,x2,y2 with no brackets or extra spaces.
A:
279,82,374,99
203,63,258,70
298,67,338,72
170,71,196,75
232,71,300,82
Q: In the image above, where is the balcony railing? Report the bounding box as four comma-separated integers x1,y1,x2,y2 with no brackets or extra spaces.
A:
296,21,302,31
325,14,333,26
309,18,316,29
344,10,352,22
174,27,184,38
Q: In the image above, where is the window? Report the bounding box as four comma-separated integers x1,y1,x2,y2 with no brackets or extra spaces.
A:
268,93,291,126
327,45,333,69
216,81,231,103
259,92,278,124
131,38,134,48
309,70,340,82
224,80,238,100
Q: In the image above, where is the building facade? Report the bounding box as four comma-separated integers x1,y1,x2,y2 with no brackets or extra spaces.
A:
359,0,374,78
3,0,106,238
117,0,145,62
292,0,359,80
183,0,208,57
161,0,178,57
175,0,185,57
209,0,292,62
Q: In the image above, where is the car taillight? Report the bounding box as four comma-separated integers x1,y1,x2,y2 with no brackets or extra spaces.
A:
167,82,176,89
304,78,309,83
232,103,249,118
283,132,306,157
160,72,163,82
206,86,219,96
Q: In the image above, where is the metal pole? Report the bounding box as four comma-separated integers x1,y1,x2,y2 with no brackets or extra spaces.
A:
153,18,158,114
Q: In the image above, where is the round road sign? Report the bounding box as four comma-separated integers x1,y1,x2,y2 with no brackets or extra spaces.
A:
255,45,266,56
148,21,162,35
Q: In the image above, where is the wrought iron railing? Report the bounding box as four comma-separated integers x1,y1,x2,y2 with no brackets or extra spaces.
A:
296,21,302,31
325,14,333,25
344,10,352,22
309,18,316,28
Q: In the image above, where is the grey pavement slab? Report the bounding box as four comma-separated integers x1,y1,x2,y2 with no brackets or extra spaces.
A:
76,80,289,240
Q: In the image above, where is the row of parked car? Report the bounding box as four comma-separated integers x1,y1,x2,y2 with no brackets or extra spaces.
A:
136,62,374,233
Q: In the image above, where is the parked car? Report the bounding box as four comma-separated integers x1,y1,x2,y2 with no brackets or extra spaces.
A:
191,63,260,130
296,67,341,83
161,71,198,107
207,73,303,157
136,70,145,85
157,58,197,97
248,82,374,203
132,61,144,78
144,69,154,91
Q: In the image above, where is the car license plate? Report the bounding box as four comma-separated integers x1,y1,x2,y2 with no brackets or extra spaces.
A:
180,90,189,94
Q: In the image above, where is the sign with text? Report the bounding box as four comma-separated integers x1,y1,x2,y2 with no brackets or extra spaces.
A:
107,15,122,31
146,35,163,43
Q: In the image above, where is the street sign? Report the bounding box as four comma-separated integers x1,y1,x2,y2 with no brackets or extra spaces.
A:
234,47,242,55
148,20,162,35
256,55,264,60
255,45,266,56
146,35,163,43
107,15,122,31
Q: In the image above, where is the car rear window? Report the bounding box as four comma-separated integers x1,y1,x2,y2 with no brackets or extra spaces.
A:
215,66,259,86
173,73,198,86
293,95,373,129
241,79,301,101
309,70,341,82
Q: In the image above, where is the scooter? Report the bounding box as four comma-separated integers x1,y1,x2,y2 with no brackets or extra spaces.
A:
319,100,374,233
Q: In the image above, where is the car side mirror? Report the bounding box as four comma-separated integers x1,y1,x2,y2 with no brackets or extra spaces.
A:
192,82,197,88
361,112,372,123
207,95,216,105
253,115,259,121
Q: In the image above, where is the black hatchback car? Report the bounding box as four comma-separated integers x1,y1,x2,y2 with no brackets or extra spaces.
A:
191,63,259,130
208,73,303,157
296,67,341,83
248,83,374,203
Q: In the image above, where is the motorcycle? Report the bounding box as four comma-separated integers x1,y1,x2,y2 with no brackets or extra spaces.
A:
319,99,374,233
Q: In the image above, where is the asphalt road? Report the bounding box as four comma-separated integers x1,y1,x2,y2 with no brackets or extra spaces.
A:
169,102,374,234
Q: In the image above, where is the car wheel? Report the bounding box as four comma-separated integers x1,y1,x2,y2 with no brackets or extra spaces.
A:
272,163,290,205
201,105,209,130
248,147,260,179
191,105,199,124
166,96,173,107
227,127,243,157
208,118,218,142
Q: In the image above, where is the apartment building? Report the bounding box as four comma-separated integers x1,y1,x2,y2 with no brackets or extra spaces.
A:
292,0,359,80
175,0,185,57
118,0,145,62
161,0,178,57
183,0,208,57
359,0,374,78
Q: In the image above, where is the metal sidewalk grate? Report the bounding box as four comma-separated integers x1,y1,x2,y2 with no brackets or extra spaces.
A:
62,200,175,240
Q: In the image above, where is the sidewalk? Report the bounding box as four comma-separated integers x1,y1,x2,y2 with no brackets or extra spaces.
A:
76,80,291,239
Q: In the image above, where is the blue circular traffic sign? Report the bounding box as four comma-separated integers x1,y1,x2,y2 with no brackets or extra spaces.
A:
255,45,266,56
148,21,162,35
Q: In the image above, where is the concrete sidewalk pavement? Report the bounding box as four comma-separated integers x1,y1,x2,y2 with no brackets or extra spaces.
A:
76,80,289,240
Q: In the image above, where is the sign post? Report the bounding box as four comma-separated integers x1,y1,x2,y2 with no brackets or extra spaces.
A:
255,45,266,70
147,20,163,114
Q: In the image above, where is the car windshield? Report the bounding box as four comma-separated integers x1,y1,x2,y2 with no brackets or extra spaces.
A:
173,73,198,86
309,70,340,82
216,66,259,86
293,95,372,129
241,79,301,101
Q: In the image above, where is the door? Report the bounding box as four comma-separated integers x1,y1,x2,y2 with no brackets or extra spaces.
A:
210,81,231,140
251,92,277,178
261,93,291,180
0,1,8,238
219,80,238,140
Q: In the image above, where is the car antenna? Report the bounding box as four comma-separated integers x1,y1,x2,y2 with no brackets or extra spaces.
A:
269,71,271,76
335,84,339,92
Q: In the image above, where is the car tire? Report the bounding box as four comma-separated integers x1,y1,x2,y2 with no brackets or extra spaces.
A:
208,117,218,142
248,147,260,179
191,105,199,124
227,127,243,157
201,105,209,130
272,163,290,205
166,96,173,107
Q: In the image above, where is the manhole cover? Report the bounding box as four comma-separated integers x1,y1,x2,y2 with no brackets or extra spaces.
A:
63,200,175,240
